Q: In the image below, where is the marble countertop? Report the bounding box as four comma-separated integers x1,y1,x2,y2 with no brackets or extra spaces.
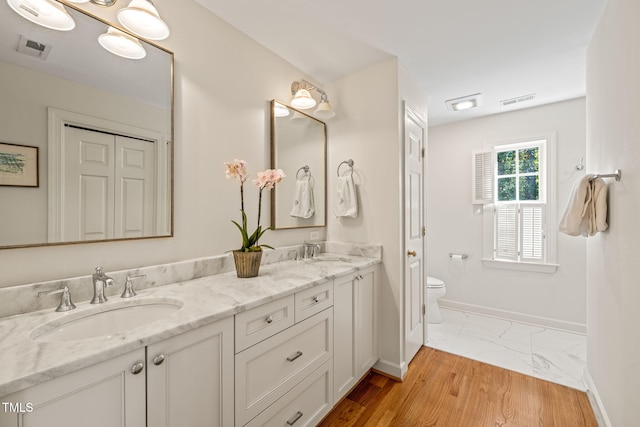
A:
0,253,380,396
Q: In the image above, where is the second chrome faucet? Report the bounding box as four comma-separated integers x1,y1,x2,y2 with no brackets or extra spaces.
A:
91,267,115,304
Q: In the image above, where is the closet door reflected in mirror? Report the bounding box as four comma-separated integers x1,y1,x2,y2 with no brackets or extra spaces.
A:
270,100,326,229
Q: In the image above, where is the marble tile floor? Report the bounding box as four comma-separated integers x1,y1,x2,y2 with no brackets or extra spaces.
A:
425,307,587,391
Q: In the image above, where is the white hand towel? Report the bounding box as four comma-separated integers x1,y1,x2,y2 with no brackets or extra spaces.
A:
334,175,358,218
290,177,315,218
559,175,593,236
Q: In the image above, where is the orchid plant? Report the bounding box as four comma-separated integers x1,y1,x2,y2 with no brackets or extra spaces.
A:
224,159,285,252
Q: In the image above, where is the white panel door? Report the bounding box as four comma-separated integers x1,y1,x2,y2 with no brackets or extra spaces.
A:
404,105,426,365
115,135,156,238
63,126,115,241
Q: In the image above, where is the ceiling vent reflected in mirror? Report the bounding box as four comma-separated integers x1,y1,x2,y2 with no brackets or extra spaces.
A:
17,34,52,60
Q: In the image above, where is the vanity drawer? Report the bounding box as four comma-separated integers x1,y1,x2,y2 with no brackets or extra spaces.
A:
245,360,333,427
235,295,295,353
235,308,333,426
294,281,333,323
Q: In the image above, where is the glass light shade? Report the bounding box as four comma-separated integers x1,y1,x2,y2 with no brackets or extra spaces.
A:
117,0,170,41
6,0,75,31
98,27,147,59
313,101,335,119
291,89,316,109
66,0,90,3
273,102,290,117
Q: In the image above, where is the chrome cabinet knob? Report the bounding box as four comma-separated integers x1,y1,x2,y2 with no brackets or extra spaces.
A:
131,362,144,375
266,315,273,324
153,354,165,366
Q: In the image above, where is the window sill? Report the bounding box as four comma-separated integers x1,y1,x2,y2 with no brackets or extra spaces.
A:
481,258,559,274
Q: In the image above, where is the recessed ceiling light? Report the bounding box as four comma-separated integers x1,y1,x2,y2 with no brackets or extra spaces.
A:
445,93,482,112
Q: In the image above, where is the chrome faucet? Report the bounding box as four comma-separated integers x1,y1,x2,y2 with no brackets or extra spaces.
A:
91,267,115,304
302,242,321,259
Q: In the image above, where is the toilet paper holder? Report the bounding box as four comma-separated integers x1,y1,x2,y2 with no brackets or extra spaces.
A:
449,252,468,260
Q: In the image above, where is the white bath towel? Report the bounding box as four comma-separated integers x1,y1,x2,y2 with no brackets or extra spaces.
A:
334,175,358,218
290,176,315,218
558,175,592,236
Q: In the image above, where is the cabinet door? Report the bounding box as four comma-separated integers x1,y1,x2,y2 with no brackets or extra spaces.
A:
0,349,145,427
146,317,234,427
333,274,356,403
356,266,377,377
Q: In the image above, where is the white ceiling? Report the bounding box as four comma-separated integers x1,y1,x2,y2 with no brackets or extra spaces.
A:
194,0,607,126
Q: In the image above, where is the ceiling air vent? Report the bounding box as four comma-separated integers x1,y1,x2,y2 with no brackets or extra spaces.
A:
16,35,52,60
500,94,535,107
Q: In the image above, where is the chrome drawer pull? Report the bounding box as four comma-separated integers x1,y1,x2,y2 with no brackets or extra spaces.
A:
266,315,273,324
286,351,303,362
287,411,303,425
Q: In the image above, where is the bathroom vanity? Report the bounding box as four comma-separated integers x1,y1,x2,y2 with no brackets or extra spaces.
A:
0,245,381,427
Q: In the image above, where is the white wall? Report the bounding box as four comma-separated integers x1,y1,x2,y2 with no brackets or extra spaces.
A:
427,98,588,330
586,0,640,424
326,60,427,377
0,0,326,287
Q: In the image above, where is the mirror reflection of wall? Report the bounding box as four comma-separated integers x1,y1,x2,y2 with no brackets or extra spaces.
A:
271,101,326,229
0,2,173,249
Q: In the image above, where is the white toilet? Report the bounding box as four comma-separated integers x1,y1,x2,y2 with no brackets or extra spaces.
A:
426,276,446,324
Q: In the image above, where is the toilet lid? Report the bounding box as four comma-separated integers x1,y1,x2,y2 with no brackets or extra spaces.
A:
426,276,445,289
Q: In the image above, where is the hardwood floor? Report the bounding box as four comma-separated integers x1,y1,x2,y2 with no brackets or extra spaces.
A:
319,347,597,426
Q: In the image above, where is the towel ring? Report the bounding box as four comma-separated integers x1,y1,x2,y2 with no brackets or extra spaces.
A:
296,165,311,180
337,159,354,177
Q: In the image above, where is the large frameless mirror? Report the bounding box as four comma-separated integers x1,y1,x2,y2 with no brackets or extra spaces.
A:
0,2,173,249
270,100,326,229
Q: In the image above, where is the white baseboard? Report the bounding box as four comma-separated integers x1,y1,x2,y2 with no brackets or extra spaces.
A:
583,367,612,427
373,358,407,381
438,299,586,333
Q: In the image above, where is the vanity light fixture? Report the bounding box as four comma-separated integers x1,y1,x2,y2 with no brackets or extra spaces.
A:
273,101,290,117
98,26,146,59
117,0,170,41
445,93,483,112
6,0,76,31
290,80,336,119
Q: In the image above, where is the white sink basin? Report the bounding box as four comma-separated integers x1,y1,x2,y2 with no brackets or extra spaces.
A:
31,299,183,342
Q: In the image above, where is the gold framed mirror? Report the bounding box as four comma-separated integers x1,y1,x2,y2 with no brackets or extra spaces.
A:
270,100,326,229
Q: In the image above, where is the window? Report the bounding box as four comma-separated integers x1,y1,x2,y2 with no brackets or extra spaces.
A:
473,135,558,273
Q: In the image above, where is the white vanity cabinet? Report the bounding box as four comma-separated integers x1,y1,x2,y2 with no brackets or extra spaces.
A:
235,281,334,426
0,349,146,427
0,317,234,427
146,317,234,427
333,266,378,403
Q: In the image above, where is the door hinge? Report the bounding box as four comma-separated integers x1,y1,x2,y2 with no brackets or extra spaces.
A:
421,148,425,158
422,226,426,236
422,304,426,315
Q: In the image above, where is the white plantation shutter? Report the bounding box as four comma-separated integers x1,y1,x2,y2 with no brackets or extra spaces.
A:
472,149,493,204
520,204,545,262
495,204,518,261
